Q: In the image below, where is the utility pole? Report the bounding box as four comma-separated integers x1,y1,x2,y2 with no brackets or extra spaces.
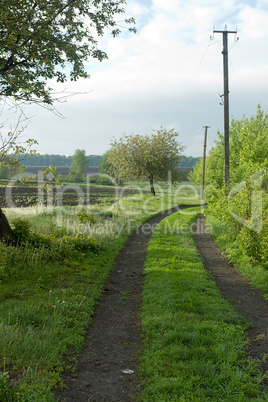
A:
213,27,237,188
201,125,210,199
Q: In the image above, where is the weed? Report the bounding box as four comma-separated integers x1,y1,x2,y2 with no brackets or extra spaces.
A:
0,370,16,401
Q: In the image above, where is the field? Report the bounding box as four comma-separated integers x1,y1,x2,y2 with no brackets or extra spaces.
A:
0,182,140,208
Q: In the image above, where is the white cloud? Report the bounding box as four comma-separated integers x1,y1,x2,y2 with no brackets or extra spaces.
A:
238,5,268,38
10,0,268,158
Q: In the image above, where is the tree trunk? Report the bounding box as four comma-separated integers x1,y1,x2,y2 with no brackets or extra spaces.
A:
0,208,18,244
149,174,156,196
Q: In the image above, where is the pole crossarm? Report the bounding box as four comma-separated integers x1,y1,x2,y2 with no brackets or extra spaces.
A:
213,30,237,34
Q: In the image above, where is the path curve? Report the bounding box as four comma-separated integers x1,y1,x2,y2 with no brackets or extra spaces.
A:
54,211,268,401
54,205,193,402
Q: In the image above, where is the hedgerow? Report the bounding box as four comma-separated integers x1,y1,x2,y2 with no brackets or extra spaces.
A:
190,105,268,270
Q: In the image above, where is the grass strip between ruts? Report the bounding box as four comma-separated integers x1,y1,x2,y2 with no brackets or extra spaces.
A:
139,207,268,401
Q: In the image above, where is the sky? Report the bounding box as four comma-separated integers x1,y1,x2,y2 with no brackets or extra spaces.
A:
3,0,268,157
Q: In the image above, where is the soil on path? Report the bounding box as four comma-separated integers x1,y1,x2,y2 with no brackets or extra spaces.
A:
194,216,268,378
54,205,190,402
54,212,268,401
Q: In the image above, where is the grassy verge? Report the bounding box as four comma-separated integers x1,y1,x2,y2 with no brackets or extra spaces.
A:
206,214,268,302
0,183,199,400
140,208,267,401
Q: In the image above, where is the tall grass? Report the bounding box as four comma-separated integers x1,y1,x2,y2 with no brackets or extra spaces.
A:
206,214,268,302
0,183,200,400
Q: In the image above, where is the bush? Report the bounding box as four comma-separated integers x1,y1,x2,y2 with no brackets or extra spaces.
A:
89,176,115,186
206,179,268,268
12,218,32,240
12,218,102,255
64,173,86,183
75,208,96,225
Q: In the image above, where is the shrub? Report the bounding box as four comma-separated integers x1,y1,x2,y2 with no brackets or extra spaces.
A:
12,218,32,240
61,234,101,252
12,218,101,256
75,208,96,225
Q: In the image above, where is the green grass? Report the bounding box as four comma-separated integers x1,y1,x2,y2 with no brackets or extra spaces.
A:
140,209,268,401
0,183,200,400
0,234,128,400
206,214,268,302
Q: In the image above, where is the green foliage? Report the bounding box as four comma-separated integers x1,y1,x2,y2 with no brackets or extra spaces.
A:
179,155,200,168
69,149,88,181
0,183,200,399
0,0,135,104
88,155,102,167
108,127,185,193
188,157,203,184
0,153,25,179
75,208,96,225
21,154,73,167
0,162,19,180
12,217,101,256
12,217,32,240
195,106,268,274
64,172,87,183
0,126,39,181
190,105,268,189
20,154,102,167
98,152,112,174
0,371,16,401
90,175,115,186
206,184,268,268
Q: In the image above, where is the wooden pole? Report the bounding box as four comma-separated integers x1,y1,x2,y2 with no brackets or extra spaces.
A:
223,31,229,188
213,27,237,188
201,125,210,199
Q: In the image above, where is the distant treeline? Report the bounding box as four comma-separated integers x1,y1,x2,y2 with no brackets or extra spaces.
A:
20,154,200,168
21,154,102,167
179,156,200,168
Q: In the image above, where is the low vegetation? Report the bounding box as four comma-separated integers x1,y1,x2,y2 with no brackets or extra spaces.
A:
0,182,198,400
190,106,268,296
140,209,268,400
1,167,268,400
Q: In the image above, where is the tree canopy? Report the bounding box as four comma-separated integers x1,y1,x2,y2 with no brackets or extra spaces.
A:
189,105,268,190
179,156,200,168
0,0,135,243
190,106,268,270
107,128,185,195
98,151,112,174
0,0,135,104
69,148,88,179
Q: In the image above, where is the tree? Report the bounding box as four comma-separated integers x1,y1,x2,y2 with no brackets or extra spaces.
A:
88,155,102,167
69,149,88,180
98,152,112,174
107,128,185,195
0,120,39,243
179,156,200,168
0,0,135,243
0,0,135,104
189,106,268,190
